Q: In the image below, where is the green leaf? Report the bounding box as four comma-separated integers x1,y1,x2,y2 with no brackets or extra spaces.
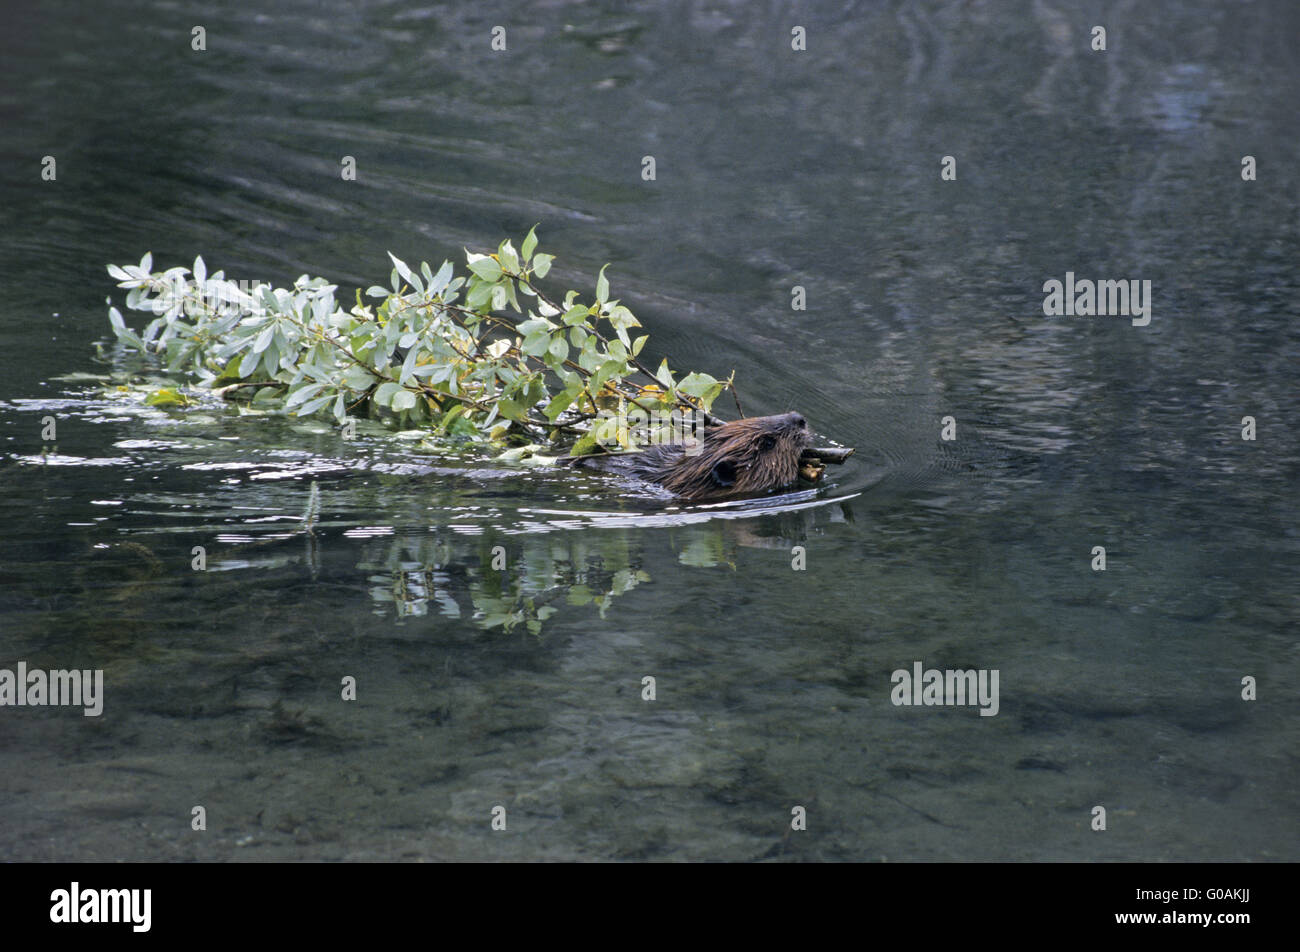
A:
388,252,422,293
400,345,420,383
595,264,610,304
466,281,493,309
516,318,551,336
521,331,550,357
343,364,377,390
521,225,538,262
260,339,280,377
428,260,454,295
521,374,547,408
562,305,589,326
591,358,625,395
676,371,721,400
498,239,519,274
497,397,526,422
239,344,262,378
253,324,275,354
656,358,674,388
467,256,503,281
297,392,336,417
544,389,577,421
285,382,326,408
607,304,640,330
144,388,188,407
631,334,648,356
532,253,554,278
570,431,599,456
251,384,281,408
560,370,584,395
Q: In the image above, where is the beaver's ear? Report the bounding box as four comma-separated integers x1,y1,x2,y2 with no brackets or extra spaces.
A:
710,460,736,487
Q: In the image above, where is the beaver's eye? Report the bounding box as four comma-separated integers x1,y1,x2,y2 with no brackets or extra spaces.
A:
758,435,776,451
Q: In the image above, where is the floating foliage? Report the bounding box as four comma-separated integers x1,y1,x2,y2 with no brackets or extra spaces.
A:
105,229,729,454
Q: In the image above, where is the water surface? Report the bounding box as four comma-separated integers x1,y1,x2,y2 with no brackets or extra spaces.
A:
1,0,1297,861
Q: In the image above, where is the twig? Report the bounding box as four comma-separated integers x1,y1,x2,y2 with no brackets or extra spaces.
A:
800,446,854,464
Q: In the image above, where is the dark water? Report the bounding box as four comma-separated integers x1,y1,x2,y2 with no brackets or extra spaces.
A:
1,0,1297,861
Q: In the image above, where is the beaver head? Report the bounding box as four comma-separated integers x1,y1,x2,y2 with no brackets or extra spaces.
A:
567,411,815,500
652,411,813,499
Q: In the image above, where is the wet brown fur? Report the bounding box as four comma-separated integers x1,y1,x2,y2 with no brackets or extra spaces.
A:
569,411,812,500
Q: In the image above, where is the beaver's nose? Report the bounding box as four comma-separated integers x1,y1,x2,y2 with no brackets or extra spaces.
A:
790,413,807,429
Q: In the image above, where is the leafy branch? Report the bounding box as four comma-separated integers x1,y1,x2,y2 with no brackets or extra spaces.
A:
105,228,730,453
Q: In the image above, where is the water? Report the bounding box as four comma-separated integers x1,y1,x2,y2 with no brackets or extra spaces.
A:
1,0,1297,861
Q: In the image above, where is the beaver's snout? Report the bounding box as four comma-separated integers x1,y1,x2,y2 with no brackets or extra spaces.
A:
773,411,809,437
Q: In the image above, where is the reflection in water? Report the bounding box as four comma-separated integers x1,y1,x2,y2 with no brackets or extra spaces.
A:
7,383,860,633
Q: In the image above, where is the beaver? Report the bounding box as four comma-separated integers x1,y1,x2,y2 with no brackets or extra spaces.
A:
567,411,814,500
